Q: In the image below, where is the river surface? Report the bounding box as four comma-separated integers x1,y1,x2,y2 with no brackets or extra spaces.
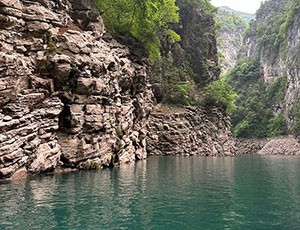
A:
1,155,300,229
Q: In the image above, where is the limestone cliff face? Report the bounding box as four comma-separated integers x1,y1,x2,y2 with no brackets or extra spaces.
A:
283,6,300,128
174,0,220,87
0,0,153,179
217,7,248,74
147,105,236,156
147,1,236,156
240,0,300,129
0,0,237,180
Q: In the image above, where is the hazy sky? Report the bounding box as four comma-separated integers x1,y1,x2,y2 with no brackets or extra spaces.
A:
210,0,265,14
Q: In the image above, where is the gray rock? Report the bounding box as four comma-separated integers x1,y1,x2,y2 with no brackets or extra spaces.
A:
0,0,153,179
147,105,236,156
258,136,300,156
0,0,23,9
2,115,12,122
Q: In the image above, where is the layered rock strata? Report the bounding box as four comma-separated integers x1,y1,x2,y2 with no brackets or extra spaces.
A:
147,105,236,156
0,0,153,179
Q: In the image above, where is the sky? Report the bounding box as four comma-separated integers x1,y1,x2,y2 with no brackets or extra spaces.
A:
210,0,265,14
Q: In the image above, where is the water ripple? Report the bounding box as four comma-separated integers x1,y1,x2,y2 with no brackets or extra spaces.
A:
1,155,300,229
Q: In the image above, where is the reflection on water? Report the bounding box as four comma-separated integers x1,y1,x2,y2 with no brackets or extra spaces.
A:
1,155,300,229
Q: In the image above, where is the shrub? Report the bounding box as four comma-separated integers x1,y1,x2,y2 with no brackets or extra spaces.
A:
290,102,300,138
267,113,287,137
202,79,238,115
152,56,198,105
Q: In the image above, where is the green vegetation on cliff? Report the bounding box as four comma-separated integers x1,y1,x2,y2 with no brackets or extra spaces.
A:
248,0,294,61
290,91,300,138
175,0,219,87
222,0,300,138
217,9,247,33
95,0,236,115
226,58,288,138
219,6,255,24
94,0,180,61
150,0,222,106
216,7,248,74
153,57,198,105
202,79,238,115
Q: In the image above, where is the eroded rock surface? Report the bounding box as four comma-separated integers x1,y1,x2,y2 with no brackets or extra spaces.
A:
0,0,240,180
258,136,300,155
0,0,153,179
147,105,236,156
235,138,269,155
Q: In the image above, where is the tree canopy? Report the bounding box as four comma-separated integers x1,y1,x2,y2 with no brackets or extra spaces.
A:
225,58,288,138
202,79,238,115
94,0,180,62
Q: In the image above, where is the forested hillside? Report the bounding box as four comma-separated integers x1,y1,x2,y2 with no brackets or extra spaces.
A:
95,0,236,111
219,6,255,23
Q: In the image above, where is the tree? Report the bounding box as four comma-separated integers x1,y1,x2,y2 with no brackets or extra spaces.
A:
202,79,238,115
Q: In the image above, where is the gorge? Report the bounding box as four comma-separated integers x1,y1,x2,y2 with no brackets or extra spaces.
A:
222,0,300,139
0,0,299,179
1,0,300,229
0,0,236,180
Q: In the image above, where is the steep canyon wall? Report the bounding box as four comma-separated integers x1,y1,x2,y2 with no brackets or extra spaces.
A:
0,0,153,179
0,0,237,180
240,0,300,130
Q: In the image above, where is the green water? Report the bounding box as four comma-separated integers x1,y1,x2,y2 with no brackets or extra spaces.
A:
1,155,300,229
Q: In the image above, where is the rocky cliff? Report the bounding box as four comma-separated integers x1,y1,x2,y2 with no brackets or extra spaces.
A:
0,0,238,180
147,105,236,156
151,0,220,105
146,0,236,156
239,0,300,132
173,0,220,87
0,0,153,179
217,7,248,74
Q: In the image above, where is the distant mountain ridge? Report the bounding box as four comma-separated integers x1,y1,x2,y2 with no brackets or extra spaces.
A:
219,6,255,23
